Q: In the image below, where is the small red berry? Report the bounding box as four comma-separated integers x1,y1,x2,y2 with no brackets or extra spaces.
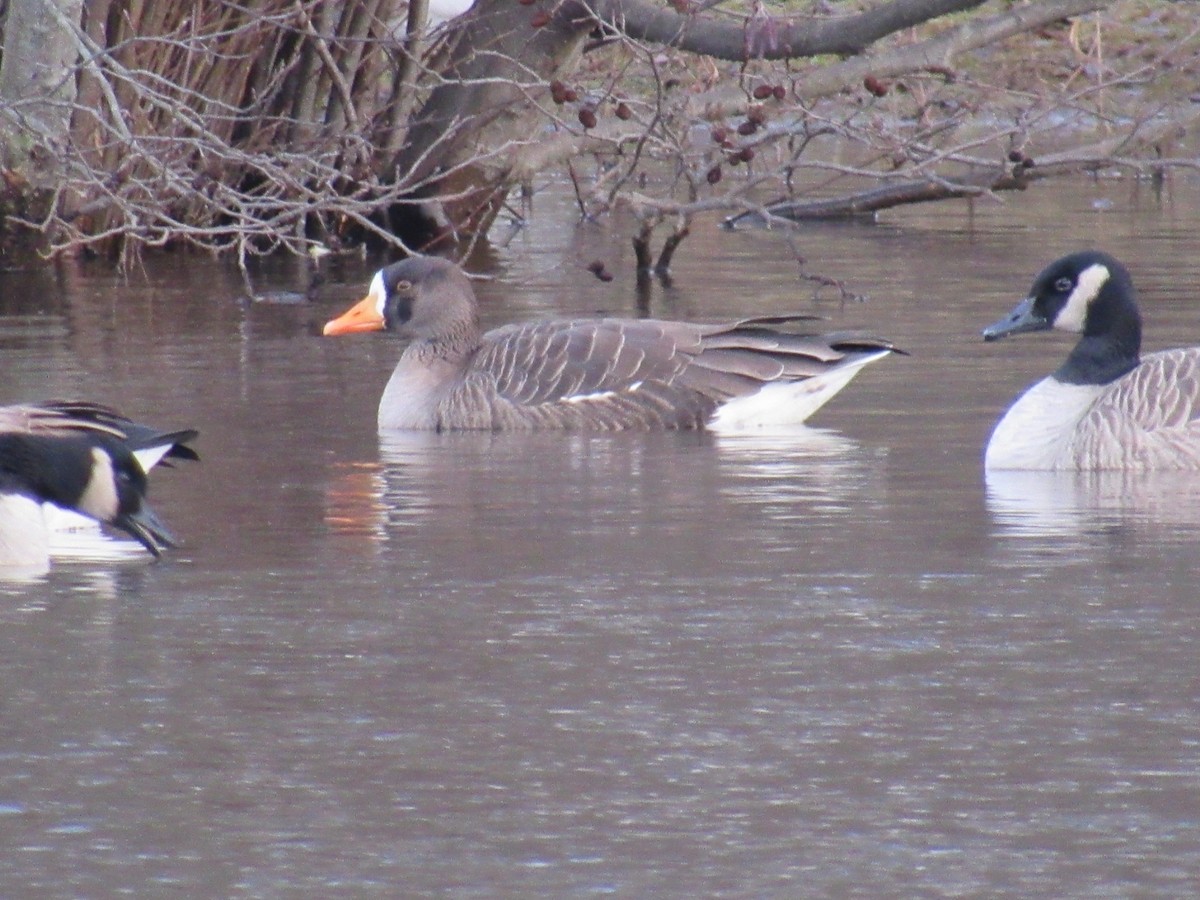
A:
863,75,889,97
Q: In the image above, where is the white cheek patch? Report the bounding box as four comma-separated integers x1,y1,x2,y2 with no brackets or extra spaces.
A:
77,448,121,522
371,271,387,318
1055,262,1110,333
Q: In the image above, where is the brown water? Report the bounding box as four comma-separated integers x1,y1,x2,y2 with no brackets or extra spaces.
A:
2,177,1200,896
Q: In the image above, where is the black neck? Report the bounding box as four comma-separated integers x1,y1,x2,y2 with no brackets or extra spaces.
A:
0,434,92,507
1055,329,1140,385
1055,271,1143,386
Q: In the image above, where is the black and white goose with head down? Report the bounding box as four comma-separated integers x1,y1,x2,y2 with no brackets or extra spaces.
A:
0,402,197,572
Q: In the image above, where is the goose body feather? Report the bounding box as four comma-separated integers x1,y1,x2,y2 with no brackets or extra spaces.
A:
0,492,50,572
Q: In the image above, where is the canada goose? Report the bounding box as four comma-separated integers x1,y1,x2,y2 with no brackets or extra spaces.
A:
0,402,197,571
323,257,901,431
982,250,1200,470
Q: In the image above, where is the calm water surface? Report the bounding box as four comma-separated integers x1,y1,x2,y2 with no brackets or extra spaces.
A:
2,177,1200,896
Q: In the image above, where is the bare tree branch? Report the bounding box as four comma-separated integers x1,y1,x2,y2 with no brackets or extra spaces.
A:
0,0,1193,274
580,0,990,60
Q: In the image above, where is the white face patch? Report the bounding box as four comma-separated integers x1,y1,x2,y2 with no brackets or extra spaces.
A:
76,447,121,522
370,271,387,318
1055,262,1110,334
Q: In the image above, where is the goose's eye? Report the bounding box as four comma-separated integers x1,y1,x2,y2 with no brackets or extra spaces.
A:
1053,276,1073,293
396,280,413,293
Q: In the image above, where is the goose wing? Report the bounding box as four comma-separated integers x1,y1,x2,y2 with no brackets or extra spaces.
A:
46,401,200,464
684,317,900,400
458,314,897,429
472,317,702,405
0,401,129,440
0,402,198,467
472,314,896,405
1073,348,1200,468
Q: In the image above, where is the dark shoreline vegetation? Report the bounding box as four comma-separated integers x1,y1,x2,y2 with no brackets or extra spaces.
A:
0,0,1195,275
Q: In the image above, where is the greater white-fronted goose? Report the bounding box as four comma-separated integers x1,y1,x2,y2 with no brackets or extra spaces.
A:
983,250,1200,470
323,257,902,432
0,401,197,571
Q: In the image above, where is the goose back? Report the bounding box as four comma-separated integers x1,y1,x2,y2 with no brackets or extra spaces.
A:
401,315,894,431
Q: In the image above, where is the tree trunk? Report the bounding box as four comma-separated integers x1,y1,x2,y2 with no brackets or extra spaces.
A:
384,0,590,248
0,0,86,262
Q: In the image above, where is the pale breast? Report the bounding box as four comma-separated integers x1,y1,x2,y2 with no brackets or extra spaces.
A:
985,377,1104,470
378,351,457,430
0,492,49,570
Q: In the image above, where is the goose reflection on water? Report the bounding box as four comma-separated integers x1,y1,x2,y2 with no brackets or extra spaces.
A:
321,426,883,558
0,523,153,586
986,468,1200,539
711,426,879,518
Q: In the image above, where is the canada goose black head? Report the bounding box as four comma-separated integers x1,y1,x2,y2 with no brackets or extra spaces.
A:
983,250,1142,385
0,431,177,556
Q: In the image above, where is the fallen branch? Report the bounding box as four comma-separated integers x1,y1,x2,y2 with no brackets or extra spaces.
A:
724,108,1200,227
